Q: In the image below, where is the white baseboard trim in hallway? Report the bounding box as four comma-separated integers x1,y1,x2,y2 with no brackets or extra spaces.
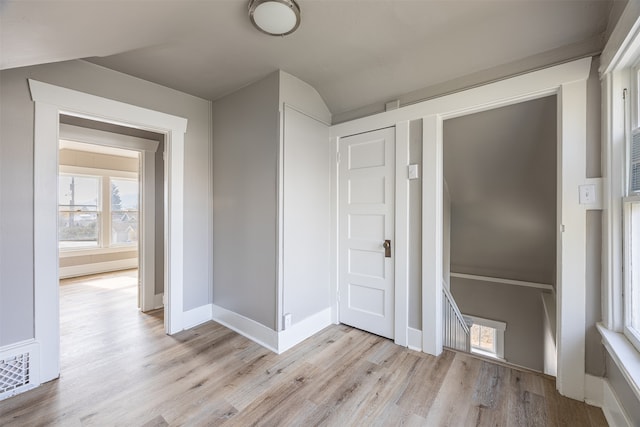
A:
209,304,333,354
408,327,422,351
183,304,213,330
59,259,138,279
277,308,333,354
211,304,279,353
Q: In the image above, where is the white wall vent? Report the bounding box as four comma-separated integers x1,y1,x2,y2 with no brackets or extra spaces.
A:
0,341,40,401
631,128,640,193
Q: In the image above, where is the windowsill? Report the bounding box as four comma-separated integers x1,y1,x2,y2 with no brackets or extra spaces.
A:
59,246,138,258
597,322,640,402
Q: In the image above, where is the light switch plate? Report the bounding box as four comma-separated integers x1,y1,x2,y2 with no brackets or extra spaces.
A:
408,164,419,180
579,184,596,204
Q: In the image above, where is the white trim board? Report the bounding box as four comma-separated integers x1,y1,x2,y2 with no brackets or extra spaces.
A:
183,304,213,330
603,379,633,427
408,327,422,352
211,304,333,354
212,304,279,353
278,308,333,353
585,374,604,407
450,272,554,291
29,79,187,384
153,293,164,311
597,323,640,402
59,258,138,279
584,374,634,427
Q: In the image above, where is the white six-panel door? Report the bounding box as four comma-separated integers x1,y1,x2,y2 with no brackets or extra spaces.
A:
339,127,395,339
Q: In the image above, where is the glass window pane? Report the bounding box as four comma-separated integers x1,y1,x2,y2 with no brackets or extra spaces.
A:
111,178,138,246
470,324,480,348
470,324,497,355
478,326,496,352
111,179,138,211
58,175,100,248
111,212,138,245
58,212,99,248
59,175,99,211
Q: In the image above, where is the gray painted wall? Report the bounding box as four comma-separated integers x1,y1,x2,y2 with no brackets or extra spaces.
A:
408,119,423,330
443,180,451,289
443,95,557,286
0,60,212,347
586,210,605,376
212,70,332,331
585,58,606,377
451,277,545,371
212,72,280,329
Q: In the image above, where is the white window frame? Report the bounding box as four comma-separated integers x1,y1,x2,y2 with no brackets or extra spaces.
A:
109,176,140,249
58,173,102,249
58,167,139,253
466,315,506,360
599,0,640,403
623,196,640,351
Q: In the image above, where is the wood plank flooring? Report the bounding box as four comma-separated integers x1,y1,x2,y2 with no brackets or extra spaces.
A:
0,270,608,426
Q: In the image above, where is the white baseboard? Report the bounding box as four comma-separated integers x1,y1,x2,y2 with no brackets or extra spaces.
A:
183,304,213,329
602,377,633,427
584,374,604,407
0,340,41,401
278,308,332,354
211,304,278,353
152,293,164,310
408,327,422,351
59,258,138,279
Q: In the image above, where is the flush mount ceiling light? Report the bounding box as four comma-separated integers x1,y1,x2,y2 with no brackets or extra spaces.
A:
248,0,301,36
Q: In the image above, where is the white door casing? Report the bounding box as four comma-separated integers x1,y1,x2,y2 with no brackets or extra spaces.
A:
339,127,395,339
29,79,187,384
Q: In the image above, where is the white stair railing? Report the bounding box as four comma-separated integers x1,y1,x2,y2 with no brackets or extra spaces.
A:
442,283,471,352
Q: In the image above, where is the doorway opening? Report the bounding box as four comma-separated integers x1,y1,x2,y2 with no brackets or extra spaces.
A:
56,117,166,377
30,78,188,385
441,96,557,373
57,116,164,314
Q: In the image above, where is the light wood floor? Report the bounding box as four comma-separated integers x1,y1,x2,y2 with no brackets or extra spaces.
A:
0,270,607,426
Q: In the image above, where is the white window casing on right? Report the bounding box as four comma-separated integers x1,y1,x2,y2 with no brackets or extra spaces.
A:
598,0,640,404
623,196,640,352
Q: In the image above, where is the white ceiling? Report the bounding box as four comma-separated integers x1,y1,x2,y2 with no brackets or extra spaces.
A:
1,0,614,116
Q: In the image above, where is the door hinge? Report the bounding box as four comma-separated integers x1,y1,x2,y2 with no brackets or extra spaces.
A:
623,88,628,100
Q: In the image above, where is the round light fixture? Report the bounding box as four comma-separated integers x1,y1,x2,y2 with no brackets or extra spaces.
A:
248,0,301,36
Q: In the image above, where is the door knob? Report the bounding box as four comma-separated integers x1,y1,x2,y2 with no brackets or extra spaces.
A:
383,239,391,257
